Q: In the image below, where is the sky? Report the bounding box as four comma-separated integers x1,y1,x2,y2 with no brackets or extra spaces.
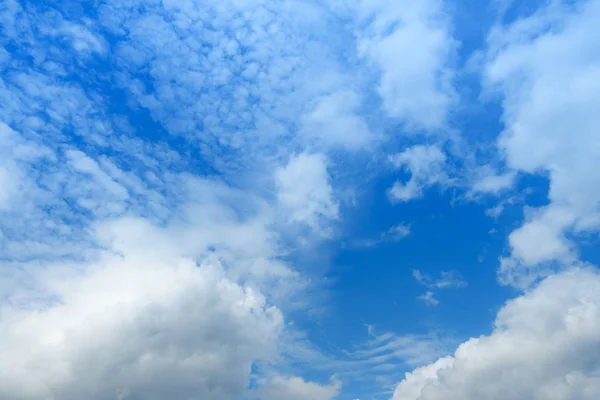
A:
1,0,600,399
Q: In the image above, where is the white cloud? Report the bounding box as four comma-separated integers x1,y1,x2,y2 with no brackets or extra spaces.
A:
387,224,412,241
95,0,375,175
40,18,107,56
275,153,339,233
418,291,439,307
346,331,451,372
413,269,466,306
0,123,24,209
0,245,283,400
357,0,457,130
413,270,467,290
354,223,411,248
469,166,515,195
301,89,373,150
388,145,449,202
483,0,600,282
391,268,600,400
275,327,453,398
508,207,576,266
257,376,341,400
392,357,453,399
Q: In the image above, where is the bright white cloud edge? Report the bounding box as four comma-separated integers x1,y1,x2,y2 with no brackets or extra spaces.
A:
392,268,600,400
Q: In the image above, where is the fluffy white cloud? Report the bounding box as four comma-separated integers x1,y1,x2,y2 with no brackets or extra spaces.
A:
392,357,453,399
357,0,457,130
392,268,600,400
0,234,283,400
483,0,600,283
275,153,339,233
389,145,449,202
257,376,341,400
301,89,373,150
469,166,515,195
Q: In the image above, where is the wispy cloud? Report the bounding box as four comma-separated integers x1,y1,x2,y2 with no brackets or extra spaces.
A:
418,291,439,306
278,326,454,399
353,223,411,248
413,269,467,290
413,269,467,306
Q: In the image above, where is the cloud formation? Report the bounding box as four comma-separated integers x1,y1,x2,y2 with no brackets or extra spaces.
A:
275,152,339,234
392,269,600,400
388,145,449,202
357,0,457,130
413,270,467,306
483,0,600,285
1,258,282,400
256,376,341,400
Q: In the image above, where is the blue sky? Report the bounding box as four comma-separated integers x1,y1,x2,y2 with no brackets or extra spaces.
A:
1,0,600,399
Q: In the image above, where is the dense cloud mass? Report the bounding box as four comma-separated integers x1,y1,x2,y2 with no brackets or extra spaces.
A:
256,376,341,400
0,219,283,399
392,269,600,400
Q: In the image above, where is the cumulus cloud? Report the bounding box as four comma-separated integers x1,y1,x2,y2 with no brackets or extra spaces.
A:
483,0,600,283
0,152,307,398
256,376,341,400
0,240,283,400
388,145,449,202
357,0,457,130
392,268,600,400
0,4,318,394
301,89,373,150
275,153,339,234
392,357,454,399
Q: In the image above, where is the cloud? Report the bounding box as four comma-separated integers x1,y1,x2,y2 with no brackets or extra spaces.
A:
275,152,339,234
469,166,515,195
418,291,439,307
0,247,283,400
353,223,411,247
388,145,449,202
0,152,306,398
379,223,412,243
413,269,467,306
95,0,376,176
0,5,314,394
483,0,600,283
274,326,454,398
301,89,374,151
256,376,341,400
413,270,467,290
391,268,600,400
392,357,454,400
0,123,28,209
356,0,457,130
